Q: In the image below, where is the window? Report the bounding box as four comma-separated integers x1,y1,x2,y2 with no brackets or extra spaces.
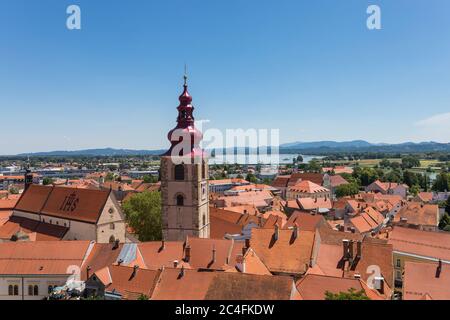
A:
176,195,184,206
203,214,206,227
396,259,401,268
110,223,115,230
28,285,39,296
109,235,116,243
174,165,185,181
202,161,206,180
8,285,13,296
14,285,18,296
48,285,54,294
396,270,402,280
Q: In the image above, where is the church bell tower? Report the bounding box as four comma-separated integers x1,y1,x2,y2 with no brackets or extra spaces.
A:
160,75,210,241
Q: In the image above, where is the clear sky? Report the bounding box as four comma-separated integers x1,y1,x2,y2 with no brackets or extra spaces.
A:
1,0,449,154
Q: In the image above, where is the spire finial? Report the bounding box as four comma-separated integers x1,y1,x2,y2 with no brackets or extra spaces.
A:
183,64,188,87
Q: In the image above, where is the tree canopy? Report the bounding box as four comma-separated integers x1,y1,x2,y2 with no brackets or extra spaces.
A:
122,191,162,241
325,288,370,300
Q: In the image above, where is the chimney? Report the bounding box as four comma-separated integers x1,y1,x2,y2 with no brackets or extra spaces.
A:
212,245,216,263
274,225,279,241
258,216,263,226
86,266,91,279
348,240,354,262
293,224,299,240
245,238,250,249
160,240,166,251
117,259,123,266
342,239,349,260
113,239,120,250
179,265,185,278
436,260,442,278
356,241,362,259
131,265,139,279
173,260,179,268
184,245,191,262
374,276,385,294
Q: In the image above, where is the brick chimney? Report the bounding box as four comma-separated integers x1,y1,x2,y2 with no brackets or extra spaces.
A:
356,240,362,259
274,225,279,241
348,240,354,262
293,224,299,240
184,244,191,262
86,266,91,279
179,265,185,278
212,245,216,263
436,259,442,278
342,239,349,260
131,265,139,279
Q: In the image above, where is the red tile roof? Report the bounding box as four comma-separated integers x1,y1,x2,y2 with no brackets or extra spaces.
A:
15,185,112,224
250,228,316,274
94,265,160,300
388,226,450,262
403,261,450,300
0,241,91,275
296,274,385,300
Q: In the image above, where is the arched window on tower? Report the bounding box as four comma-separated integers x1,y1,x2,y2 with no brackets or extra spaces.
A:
176,194,184,206
203,214,206,227
174,164,185,181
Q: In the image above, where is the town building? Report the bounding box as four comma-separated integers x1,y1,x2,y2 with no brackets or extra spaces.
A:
160,76,210,241
9,185,126,243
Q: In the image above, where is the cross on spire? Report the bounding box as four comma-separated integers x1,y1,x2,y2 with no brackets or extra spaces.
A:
184,64,188,87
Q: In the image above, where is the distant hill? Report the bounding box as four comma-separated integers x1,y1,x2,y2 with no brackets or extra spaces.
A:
13,141,450,157
279,141,450,154
280,140,373,149
18,148,166,157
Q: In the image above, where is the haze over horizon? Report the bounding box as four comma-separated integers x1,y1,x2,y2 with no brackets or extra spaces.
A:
1,0,450,154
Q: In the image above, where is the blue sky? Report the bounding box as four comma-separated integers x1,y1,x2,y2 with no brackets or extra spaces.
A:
1,0,449,154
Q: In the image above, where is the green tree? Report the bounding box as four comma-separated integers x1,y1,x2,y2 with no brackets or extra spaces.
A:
401,156,421,169
439,213,450,231
42,177,54,186
432,173,450,192
306,160,322,173
335,183,360,198
105,172,115,182
409,185,421,196
137,294,149,300
446,196,450,215
122,191,162,241
143,175,158,183
325,288,370,300
246,173,258,183
9,187,19,194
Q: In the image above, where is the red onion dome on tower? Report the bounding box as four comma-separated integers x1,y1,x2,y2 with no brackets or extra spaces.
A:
164,75,205,159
